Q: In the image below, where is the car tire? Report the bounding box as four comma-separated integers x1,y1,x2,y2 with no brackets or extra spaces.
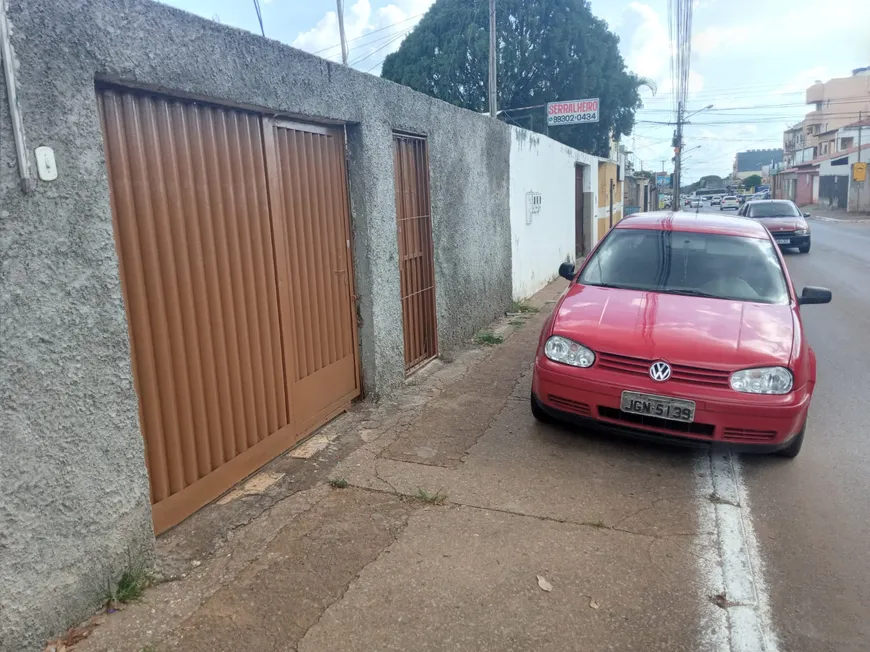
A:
799,243,810,254
776,421,805,458
531,394,553,424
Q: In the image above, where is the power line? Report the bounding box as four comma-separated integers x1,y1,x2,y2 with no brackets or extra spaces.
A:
312,11,426,55
350,26,414,67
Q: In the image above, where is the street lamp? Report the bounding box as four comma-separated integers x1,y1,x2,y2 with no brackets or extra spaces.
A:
684,104,714,120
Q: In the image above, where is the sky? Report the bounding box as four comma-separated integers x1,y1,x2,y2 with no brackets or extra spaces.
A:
159,0,870,183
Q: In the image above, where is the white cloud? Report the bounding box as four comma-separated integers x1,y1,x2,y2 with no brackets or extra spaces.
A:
292,0,435,74
618,3,670,82
692,26,747,56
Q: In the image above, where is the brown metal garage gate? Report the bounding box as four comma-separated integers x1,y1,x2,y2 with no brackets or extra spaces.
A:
98,87,359,533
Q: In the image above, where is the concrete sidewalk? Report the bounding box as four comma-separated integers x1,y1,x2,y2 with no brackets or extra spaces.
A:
67,279,723,652
806,204,870,222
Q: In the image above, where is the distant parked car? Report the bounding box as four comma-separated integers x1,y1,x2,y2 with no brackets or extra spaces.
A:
720,196,740,210
690,198,701,208
711,195,722,205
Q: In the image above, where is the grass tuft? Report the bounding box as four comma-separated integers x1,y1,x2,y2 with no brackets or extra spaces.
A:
105,566,149,608
329,478,349,489
510,300,539,314
416,487,448,504
474,332,504,346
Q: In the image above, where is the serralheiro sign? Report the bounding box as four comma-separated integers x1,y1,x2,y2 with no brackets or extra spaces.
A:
546,98,600,126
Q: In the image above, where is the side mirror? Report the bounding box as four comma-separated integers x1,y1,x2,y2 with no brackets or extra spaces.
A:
559,262,576,281
803,212,810,217
798,286,831,305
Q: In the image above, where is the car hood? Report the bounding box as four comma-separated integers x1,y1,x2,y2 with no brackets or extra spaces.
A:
756,217,807,231
553,285,795,368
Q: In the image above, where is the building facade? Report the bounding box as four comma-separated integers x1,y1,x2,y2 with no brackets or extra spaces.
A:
732,149,783,181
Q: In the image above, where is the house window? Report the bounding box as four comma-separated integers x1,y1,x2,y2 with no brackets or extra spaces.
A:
841,137,854,150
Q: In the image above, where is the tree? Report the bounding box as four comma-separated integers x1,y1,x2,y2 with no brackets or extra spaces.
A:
381,0,644,157
743,174,762,190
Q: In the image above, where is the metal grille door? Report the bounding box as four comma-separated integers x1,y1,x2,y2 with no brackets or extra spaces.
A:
265,121,360,433
393,134,438,372
99,89,359,532
575,166,585,258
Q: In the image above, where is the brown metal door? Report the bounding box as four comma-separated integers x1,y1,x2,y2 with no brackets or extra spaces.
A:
393,134,438,372
575,166,585,258
99,89,359,533
264,120,360,434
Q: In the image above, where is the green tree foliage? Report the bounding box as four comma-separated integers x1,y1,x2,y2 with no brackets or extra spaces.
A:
742,174,762,190
381,0,644,157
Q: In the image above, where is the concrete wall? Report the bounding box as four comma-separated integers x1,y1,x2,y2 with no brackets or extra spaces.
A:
508,127,598,300
0,9,155,652
0,0,513,648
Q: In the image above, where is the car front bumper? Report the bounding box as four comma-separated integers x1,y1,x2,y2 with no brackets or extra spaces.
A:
772,234,810,248
532,359,810,451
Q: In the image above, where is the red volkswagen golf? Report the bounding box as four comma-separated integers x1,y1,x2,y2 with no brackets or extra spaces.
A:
531,212,831,458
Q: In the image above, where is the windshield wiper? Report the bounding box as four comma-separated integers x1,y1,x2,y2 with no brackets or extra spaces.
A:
659,288,721,299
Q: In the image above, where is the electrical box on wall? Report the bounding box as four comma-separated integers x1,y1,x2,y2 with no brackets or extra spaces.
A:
525,191,542,224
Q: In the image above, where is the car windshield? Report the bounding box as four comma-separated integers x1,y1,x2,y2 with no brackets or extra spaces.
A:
748,201,801,218
579,229,790,304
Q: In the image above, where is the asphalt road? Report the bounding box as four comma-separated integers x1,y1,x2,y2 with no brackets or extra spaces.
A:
699,203,870,650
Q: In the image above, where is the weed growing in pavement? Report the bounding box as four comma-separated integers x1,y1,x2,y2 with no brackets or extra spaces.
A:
510,300,539,314
416,487,448,504
475,332,504,346
508,319,525,327
329,478,349,489
105,565,149,608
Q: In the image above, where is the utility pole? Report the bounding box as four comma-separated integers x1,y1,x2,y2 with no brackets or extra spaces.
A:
673,101,683,201
488,0,497,117
336,0,348,65
858,110,863,209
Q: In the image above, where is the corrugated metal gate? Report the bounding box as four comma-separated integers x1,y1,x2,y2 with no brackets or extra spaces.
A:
392,134,438,372
99,88,359,533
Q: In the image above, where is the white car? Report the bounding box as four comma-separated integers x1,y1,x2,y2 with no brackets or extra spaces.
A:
689,198,702,208
710,195,722,206
720,195,740,210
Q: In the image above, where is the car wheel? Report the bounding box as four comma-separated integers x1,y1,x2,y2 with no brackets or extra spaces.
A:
799,243,810,254
531,394,553,424
776,421,805,458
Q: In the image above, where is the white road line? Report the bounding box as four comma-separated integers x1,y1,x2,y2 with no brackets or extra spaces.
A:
696,450,781,652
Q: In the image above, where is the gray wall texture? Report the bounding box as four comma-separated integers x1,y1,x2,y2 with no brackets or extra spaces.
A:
0,0,512,648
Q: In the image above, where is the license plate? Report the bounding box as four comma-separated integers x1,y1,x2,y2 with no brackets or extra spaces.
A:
620,391,695,423
775,238,790,244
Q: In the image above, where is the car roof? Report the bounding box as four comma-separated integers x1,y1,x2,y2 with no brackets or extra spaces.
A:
744,199,793,204
615,211,770,239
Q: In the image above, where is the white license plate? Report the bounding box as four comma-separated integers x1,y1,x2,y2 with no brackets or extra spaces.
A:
620,391,696,423
775,238,791,244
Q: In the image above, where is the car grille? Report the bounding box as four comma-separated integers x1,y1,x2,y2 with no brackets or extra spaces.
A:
722,428,777,443
598,406,715,437
769,229,796,237
597,352,731,388
547,395,591,416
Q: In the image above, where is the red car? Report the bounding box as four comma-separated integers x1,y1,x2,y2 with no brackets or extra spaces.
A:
531,212,831,458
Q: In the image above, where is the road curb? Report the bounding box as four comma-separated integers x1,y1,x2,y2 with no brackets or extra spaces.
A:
809,216,870,224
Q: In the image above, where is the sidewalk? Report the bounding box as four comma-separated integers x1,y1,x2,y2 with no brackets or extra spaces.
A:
806,204,870,222
64,279,721,652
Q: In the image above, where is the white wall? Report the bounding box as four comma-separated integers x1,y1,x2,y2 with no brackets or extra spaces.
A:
509,127,599,300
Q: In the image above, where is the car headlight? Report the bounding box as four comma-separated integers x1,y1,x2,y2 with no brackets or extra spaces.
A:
795,229,808,235
730,367,793,394
544,336,595,368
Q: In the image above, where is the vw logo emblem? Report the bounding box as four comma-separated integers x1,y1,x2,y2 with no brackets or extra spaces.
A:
649,361,671,382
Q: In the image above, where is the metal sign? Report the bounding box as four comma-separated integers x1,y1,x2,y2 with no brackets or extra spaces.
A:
546,98,600,126
655,173,671,186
